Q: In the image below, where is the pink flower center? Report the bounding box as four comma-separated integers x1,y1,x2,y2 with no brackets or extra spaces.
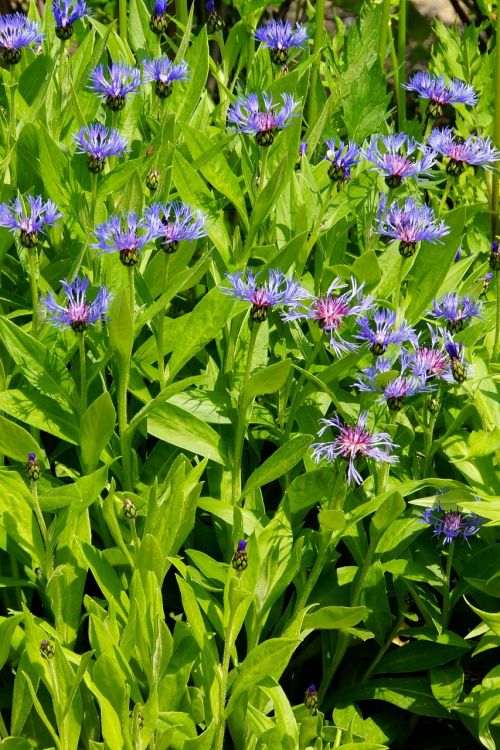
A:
252,287,271,307
313,297,350,330
339,426,370,459
448,145,466,162
385,154,412,176
443,512,462,535
68,301,90,323
256,112,276,133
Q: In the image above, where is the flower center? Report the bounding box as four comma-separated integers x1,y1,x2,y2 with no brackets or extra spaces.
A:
313,297,350,330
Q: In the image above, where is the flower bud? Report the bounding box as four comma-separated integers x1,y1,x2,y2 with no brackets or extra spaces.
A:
146,169,159,191
123,498,137,520
26,453,41,482
231,539,248,571
490,240,500,271
40,638,55,659
304,683,318,711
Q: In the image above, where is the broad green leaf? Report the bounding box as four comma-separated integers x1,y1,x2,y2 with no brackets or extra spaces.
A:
244,360,291,402
375,639,470,674
0,415,42,463
80,392,116,473
148,402,228,465
303,606,367,631
108,289,133,363
241,435,311,497
430,663,464,710
0,389,78,444
333,677,449,718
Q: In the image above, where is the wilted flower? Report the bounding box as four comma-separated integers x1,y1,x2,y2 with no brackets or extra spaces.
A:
304,684,318,711
89,63,141,111
311,411,398,485
150,0,168,34
428,127,500,175
0,13,42,64
73,123,128,173
255,19,308,65
26,452,41,482
490,240,500,271
53,0,88,39
421,502,483,544
285,276,373,355
355,357,432,411
206,0,224,32
429,293,482,333
480,272,493,296
376,196,449,257
403,71,477,118
144,201,207,253
232,540,248,571
363,133,436,187
221,269,306,323
444,336,468,383
94,213,152,266
324,139,361,185
41,276,111,332
143,57,188,98
356,308,417,355
0,195,61,248
227,92,300,146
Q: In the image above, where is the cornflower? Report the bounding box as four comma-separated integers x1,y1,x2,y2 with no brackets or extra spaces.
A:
407,328,453,383
311,411,398,485
72,123,128,173
221,269,306,323
53,0,88,39
150,0,168,34
255,19,308,65
480,272,493,296
143,57,188,98
356,308,417,355
227,92,300,146
444,336,468,383
0,195,61,247
376,195,449,257
0,13,42,64
363,132,436,187
355,356,432,410
144,201,207,253
421,502,483,544
324,140,361,185
41,276,111,332
429,293,482,333
206,0,224,32
94,213,153,266
428,127,500,175
89,63,141,111
403,71,477,118
285,277,373,355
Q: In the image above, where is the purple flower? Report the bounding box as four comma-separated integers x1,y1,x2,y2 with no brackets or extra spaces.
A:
454,247,462,263
299,141,308,156
480,272,493,296
376,196,449,257
491,240,500,271
143,57,188,98
0,13,42,64
356,308,417,355
404,71,477,118
407,329,453,383
428,127,500,175
430,293,482,333
444,335,469,383
304,684,318,711
363,133,436,187
227,92,300,146
324,140,361,185
0,195,62,247
311,411,398,485
53,0,89,39
89,63,141,111
150,0,168,33
206,0,224,32
72,123,128,173
356,356,432,410
94,213,152,266
422,502,483,544
285,277,373,355
41,277,111,333
255,19,308,65
144,201,207,253
221,269,306,323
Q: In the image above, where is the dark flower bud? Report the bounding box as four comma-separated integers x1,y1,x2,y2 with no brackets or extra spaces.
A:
55,24,74,40
87,155,105,174
255,129,275,147
387,396,404,411
154,80,173,99
304,683,318,711
119,248,140,267
20,230,39,248
385,174,403,188
451,359,467,383
490,240,500,271
270,47,289,66
123,498,137,520
26,453,41,482
4,48,22,65
40,638,55,659
106,94,126,112
231,539,248,571
399,240,417,258
149,13,169,34
146,169,159,191
427,397,440,414
446,159,465,177
206,0,224,32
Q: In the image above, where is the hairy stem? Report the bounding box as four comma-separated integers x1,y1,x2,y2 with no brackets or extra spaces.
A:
29,250,39,334
308,0,325,126
397,0,407,129
79,333,87,415
378,0,392,71
442,543,454,630
157,253,170,390
231,323,259,505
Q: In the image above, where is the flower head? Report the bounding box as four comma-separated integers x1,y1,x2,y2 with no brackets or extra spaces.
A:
0,13,42,64
73,123,128,173
143,57,188,98
363,133,436,187
407,328,453,383
221,269,306,323
94,213,153,266
206,0,224,32
26,452,41,482
304,684,318,711
421,502,483,544
144,201,207,253
355,357,432,410
285,277,373,355
232,539,248,571
227,92,300,146
89,63,141,111
41,276,111,332
376,196,449,257
444,334,469,383
404,71,477,118
430,293,482,333
356,308,417,355
311,411,398,485
324,139,361,185
52,0,88,39
480,272,494,296
0,195,61,247
428,127,500,175
255,20,308,65
150,0,168,33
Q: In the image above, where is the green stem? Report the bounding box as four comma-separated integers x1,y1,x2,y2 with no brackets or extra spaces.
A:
439,178,451,213
129,518,140,549
231,322,259,505
128,266,135,319
214,606,237,750
157,253,169,390
378,0,392,71
29,250,39,334
118,359,132,491
284,337,324,441
79,334,87,415
494,271,500,360
56,42,65,137
257,147,268,198
9,65,16,149
307,182,334,259
71,173,98,280
361,613,405,682
393,255,405,312
293,532,332,617
397,0,407,130
31,481,52,575
492,4,500,240
119,0,127,42
308,0,325,126
423,392,440,476
442,543,454,630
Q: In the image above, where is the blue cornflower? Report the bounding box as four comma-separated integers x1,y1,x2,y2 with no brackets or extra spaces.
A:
73,123,128,173
144,201,207,254
430,293,482,333
143,57,188,98
311,411,398,485
0,195,62,248
376,195,449,257
221,269,306,323
324,139,361,185
41,277,111,333
296,140,307,169
94,213,153,266
227,92,300,146
89,63,141,111
356,356,432,410
363,132,436,187
444,335,468,383
284,276,373,355
0,13,42,64
421,502,483,545
53,0,88,39
304,684,318,711
403,71,477,118
407,328,453,383
255,19,308,65
206,0,224,32
356,308,417,355
428,127,500,175
150,0,169,33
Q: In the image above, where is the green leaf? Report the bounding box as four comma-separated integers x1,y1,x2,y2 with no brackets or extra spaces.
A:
0,415,42,463
333,677,449,718
0,389,79,444
244,360,291,402
303,606,367,631
376,638,470,674
148,402,228,465
430,663,464,710
241,435,311,497
108,289,133,363
80,392,116,473
79,542,129,622
243,155,289,259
